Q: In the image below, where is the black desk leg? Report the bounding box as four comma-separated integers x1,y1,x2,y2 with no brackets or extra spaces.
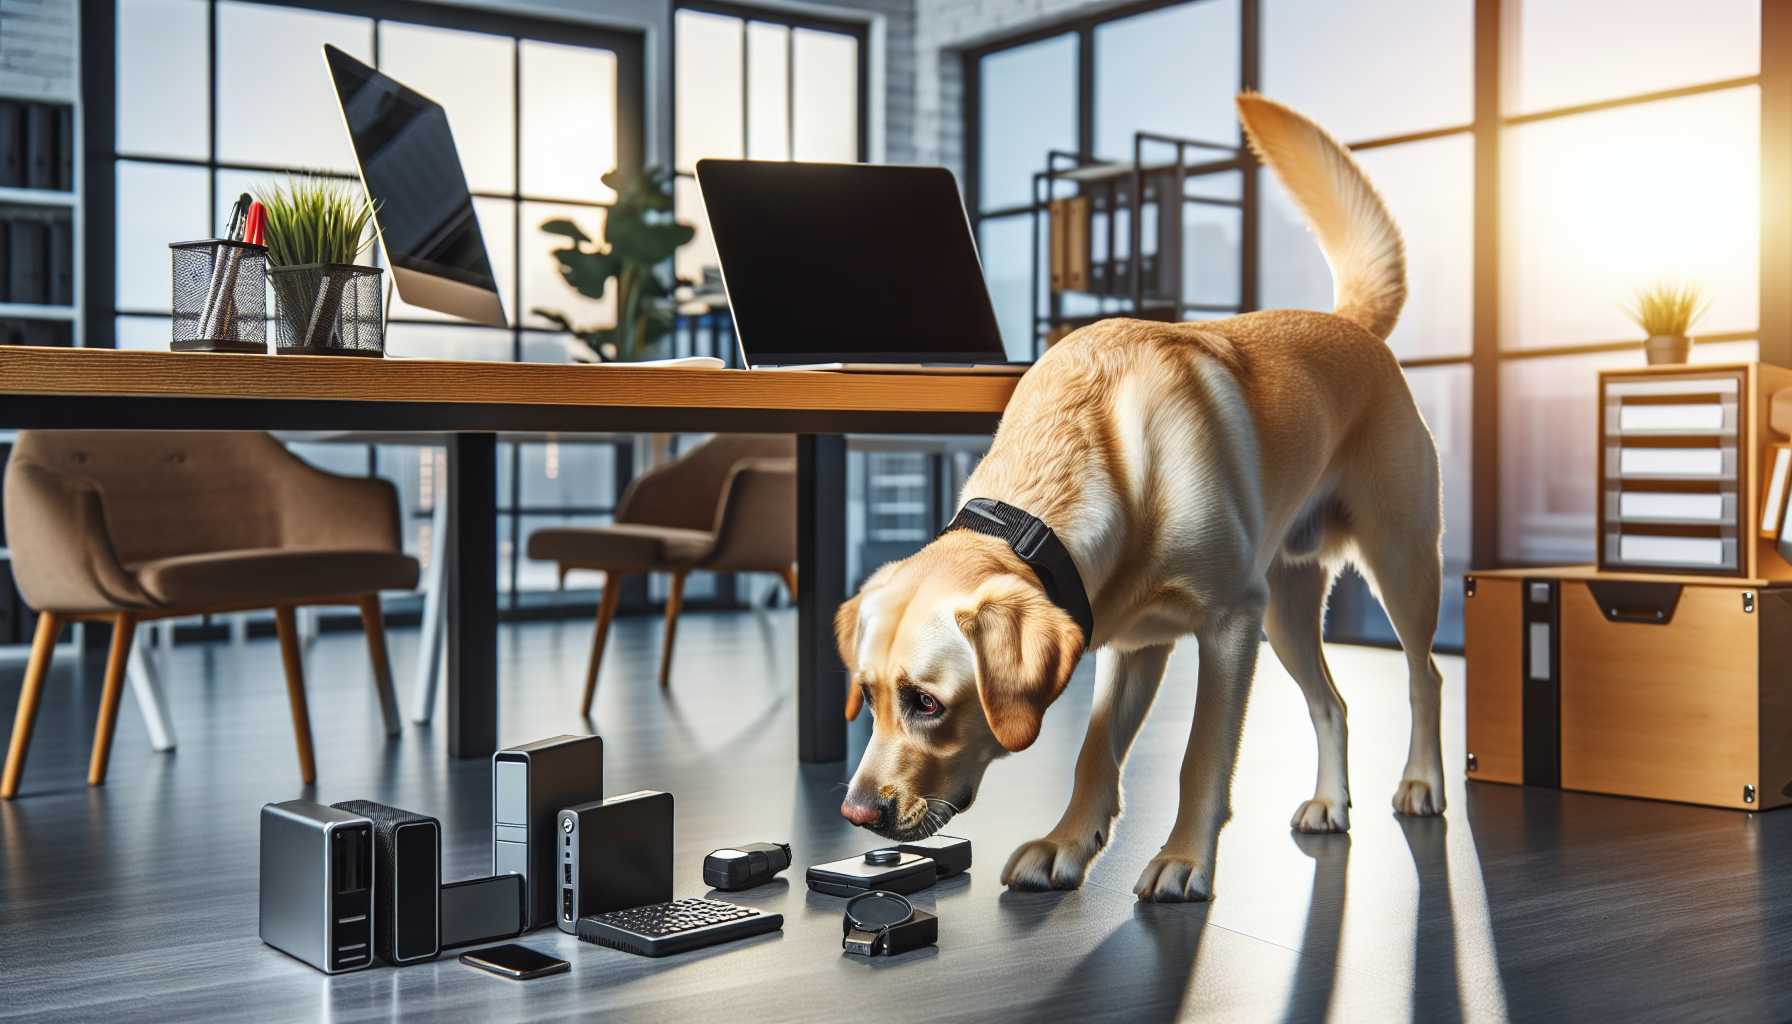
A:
797,434,848,763
447,433,498,758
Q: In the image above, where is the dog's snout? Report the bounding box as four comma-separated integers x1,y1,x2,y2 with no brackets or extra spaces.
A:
840,797,891,830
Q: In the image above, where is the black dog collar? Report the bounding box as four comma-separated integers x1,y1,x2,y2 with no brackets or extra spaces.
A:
942,498,1094,644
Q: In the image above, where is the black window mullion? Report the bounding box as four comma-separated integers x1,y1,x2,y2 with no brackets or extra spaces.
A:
509,34,524,606
206,0,218,235
786,20,796,159
511,34,523,359
740,19,750,159
1076,25,1094,163
1239,0,1260,313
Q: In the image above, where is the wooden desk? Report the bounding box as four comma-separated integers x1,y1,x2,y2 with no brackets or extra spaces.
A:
0,347,1015,762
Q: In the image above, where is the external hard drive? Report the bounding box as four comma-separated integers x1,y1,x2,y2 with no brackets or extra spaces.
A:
492,734,603,929
558,790,674,931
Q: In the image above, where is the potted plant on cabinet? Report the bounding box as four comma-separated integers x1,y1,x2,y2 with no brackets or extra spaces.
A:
532,167,695,362
1625,280,1710,366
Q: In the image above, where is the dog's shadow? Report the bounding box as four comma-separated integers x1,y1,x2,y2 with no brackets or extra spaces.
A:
1013,894,1212,1019
1280,832,1351,1024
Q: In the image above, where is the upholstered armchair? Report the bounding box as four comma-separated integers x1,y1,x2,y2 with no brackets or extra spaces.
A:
2,430,419,798
528,434,796,711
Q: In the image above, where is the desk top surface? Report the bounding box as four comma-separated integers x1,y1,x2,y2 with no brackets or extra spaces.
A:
0,346,1018,414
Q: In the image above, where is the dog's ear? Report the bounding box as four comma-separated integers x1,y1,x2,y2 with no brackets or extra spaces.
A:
835,591,865,720
955,575,1085,752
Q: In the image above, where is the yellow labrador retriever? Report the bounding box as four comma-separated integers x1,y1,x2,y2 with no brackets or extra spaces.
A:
833,94,1443,902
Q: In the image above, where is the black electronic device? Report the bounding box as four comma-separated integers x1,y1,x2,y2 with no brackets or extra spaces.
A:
841,891,937,957
330,800,441,965
323,45,506,327
492,733,603,930
441,874,526,950
695,159,1025,371
703,842,792,891
576,898,783,958
806,849,938,898
557,790,673,932
258,800,374,974
896,834,973,878
458,943,570,980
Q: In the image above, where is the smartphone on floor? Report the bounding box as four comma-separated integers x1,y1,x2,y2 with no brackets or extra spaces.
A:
459,943,570,980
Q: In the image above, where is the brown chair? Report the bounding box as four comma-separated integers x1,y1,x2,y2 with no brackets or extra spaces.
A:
1,430,419,798
528,434,796,712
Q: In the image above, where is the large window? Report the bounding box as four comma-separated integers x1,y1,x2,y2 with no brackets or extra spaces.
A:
99,0,645,607
966,0,1773,652
1497,1,1760,564
672,3,865,291
965,0,1475,648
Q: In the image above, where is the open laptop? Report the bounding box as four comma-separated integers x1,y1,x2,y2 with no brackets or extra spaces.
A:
695,160,1029,374
324,44,507,328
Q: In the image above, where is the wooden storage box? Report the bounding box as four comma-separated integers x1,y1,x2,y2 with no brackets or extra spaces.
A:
1598,362,1792,579
1465,566,1792,810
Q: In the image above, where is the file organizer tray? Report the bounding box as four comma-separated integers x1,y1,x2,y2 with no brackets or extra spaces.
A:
1600,370,1744,575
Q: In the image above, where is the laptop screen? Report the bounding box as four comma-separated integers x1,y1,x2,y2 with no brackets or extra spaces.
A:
325,46,503,307
695,160,1010,365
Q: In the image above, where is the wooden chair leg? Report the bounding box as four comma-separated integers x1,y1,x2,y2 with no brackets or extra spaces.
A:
88,613,138,787
274,606,317,785
659,571,688,689
2,612,63,800
780,565,798,603
357,595,402,737
581,573,624,716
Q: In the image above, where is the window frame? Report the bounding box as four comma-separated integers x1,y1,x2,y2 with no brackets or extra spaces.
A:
84,0,649,613
962,0,1780,651
673,0,871,168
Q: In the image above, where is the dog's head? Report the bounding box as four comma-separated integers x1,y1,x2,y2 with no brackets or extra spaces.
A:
834,534,1085,840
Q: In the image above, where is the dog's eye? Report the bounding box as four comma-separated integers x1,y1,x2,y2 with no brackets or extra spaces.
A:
914,691,943,718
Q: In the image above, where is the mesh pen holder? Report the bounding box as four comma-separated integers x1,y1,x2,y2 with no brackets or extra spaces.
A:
170,239,268,353
269,263,385,357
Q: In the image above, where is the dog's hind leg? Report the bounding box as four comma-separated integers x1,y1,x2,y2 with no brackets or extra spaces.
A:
1135,595,1266,902
1266,558,1351,833
1341,421,1446,817
1002,643,1173,892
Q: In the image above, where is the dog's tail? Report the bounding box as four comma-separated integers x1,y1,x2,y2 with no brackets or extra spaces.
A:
1236,93,1405,342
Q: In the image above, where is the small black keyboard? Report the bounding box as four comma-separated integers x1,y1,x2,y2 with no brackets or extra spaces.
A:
576,898,782,957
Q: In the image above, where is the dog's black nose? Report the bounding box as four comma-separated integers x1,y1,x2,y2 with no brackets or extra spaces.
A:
840,796,893,830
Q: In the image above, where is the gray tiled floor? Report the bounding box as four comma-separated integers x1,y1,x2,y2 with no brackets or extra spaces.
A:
1,609,1788,1021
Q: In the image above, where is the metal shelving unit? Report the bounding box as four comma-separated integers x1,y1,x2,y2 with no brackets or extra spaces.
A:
1029,131,1246,356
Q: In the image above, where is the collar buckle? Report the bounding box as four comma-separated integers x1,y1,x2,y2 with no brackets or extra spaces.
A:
1012,518,1050,560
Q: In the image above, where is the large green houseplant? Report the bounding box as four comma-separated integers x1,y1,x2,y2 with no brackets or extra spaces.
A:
533,167,695,362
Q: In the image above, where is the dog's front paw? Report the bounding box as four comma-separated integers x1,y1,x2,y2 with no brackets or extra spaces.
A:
1133,851,1213,903
1392,778,1445,816
1290,797,1350,833
1002,833,1103,891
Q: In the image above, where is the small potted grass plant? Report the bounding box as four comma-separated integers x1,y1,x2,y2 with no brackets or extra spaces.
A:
1626,280,1710,366
256,176,384,356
